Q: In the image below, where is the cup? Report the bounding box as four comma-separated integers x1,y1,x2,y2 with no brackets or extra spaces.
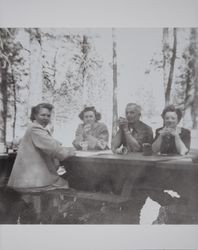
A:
115,146,128,155
121,146,128,155
191,156,198,163
142,143,152,156
80,141,88,151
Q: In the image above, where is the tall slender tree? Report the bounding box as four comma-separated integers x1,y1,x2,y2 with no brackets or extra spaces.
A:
164,28,177,105
112,28,118,139
188,28,198,129
0,28,22,143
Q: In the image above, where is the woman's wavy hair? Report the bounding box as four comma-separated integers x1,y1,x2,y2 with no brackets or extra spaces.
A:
161,104,183,123
79,106,101,121
30,103,54,122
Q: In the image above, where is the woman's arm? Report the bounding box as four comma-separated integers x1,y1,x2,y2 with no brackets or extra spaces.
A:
31,126,74,161
86,123,109,150
96,123,109,149
152,127,190,155
97,124,109,142
173,128,190,155
174,134,189,155
180,128,191,151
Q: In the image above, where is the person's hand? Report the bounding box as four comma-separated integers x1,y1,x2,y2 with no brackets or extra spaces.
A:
83,124,92,135
159,127,177,137
168,128,177,136
159,127,171,136
79,141,89,151
118,117,128,132
114,146,128,155
115,148,123,154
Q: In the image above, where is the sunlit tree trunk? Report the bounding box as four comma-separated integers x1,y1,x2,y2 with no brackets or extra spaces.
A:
11,66,17,138
112,28,118,139
12,29,31,139
162,27,169,94
5,65,15,142
29,29,43,109
81,35,89,105
0,64,8,143
164,28,177,105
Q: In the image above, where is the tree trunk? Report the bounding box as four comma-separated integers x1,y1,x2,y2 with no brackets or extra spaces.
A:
165,28,177,105
0,64,8,143
0,69,4,142
81,35,89,105
29,31,43,108
11,66,17,139
182,28,198,129
112,28,118,139
162,28,169,90
191,29,198,129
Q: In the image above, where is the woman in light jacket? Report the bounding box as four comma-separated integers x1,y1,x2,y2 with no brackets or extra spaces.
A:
7,103,75,191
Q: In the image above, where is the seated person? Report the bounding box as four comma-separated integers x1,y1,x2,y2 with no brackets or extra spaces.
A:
73,106,109,150
7,103,75,191
111,103,153,152
152,105,191,155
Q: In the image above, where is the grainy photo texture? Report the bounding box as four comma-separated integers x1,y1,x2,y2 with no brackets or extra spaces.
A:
0,28,198,224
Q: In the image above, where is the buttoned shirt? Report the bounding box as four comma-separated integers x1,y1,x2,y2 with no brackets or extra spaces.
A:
112,120,153,152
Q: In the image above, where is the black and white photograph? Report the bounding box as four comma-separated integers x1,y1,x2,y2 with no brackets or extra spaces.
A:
0,0,198,249
0,27,198,225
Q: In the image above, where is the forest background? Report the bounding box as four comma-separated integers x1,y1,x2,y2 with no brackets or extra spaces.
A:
0,28,197,148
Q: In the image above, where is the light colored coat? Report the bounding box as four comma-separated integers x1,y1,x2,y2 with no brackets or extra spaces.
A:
8,122,70,188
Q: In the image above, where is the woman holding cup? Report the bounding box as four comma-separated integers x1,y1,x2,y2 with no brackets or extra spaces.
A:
73,106,109,150
152,105,191,155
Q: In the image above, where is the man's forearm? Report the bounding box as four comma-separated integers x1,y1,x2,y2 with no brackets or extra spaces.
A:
124,130,140,151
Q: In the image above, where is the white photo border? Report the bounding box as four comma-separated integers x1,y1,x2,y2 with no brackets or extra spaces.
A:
0,0,198,249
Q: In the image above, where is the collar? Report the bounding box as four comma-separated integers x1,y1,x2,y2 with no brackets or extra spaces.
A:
32,121,52,135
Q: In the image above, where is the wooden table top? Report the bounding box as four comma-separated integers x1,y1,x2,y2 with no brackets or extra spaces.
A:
157,156,198,170
1,150,197,170
0,152,16,160
66,150,192,168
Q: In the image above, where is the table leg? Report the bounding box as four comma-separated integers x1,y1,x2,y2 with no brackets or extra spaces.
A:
121,167,146,198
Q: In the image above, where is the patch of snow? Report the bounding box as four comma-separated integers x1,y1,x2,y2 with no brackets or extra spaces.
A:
139,196,161,225
164,190,181,198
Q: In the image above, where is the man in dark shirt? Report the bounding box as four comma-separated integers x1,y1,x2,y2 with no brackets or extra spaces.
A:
111,103,153,152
